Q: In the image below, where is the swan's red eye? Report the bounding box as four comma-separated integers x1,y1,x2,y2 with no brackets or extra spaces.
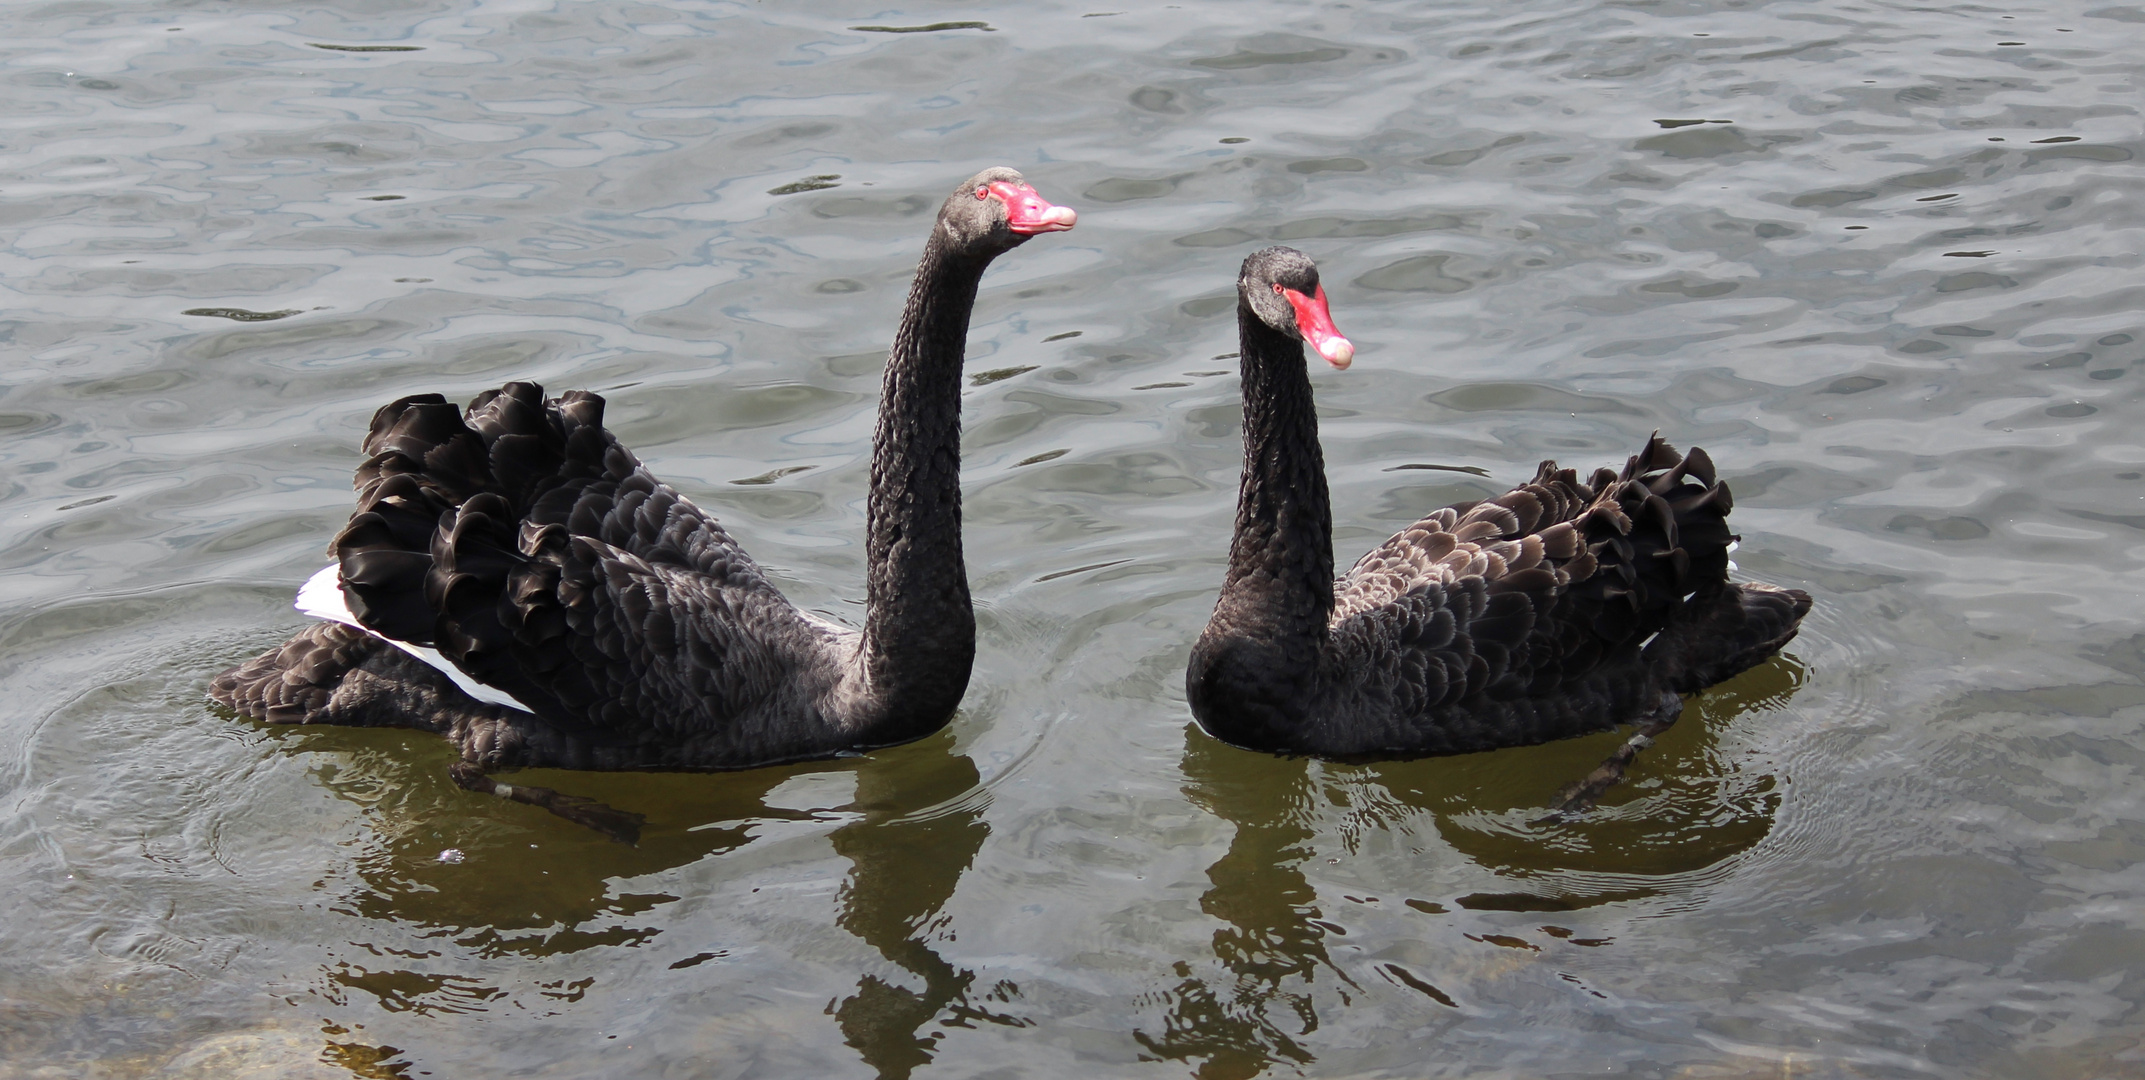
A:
975,187,989,199
1271,283,1285,295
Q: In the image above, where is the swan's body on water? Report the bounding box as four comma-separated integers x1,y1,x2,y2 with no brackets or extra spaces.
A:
1187,247,1811,762
212,167,1076,779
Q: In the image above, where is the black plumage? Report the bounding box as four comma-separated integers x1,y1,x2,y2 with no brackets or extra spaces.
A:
1186,247,1811,761
213,167,1076,776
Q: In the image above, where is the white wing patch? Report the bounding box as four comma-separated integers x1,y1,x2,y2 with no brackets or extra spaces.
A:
295,565,536,714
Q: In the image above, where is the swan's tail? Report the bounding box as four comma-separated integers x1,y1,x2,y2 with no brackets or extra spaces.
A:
209,620,499,736
1559,433,1810,691
211,621,392,726
1663,580,1813,694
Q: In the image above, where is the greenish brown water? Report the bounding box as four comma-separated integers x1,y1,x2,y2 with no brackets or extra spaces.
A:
2,0,2142,1076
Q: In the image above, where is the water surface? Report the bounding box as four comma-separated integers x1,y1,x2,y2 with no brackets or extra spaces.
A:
2,0,2143,1076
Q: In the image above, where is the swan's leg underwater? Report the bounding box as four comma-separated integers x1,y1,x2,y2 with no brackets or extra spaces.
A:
449,763,645,844
1538,691,1686,819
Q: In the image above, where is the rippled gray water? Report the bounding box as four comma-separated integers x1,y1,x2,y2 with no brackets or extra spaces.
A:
2,0,2142,1076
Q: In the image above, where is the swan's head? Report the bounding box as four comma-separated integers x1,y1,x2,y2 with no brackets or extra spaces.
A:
938,166,1078,253
1238,246,1353,369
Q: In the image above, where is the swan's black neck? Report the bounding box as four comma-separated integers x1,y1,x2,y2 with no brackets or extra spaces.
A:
858,233,987,734
1216,302,1336,649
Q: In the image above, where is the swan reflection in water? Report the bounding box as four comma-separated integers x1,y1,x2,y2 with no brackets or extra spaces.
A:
827,744,1029,1079
261,723,1012,1078
1139,655,1804,1076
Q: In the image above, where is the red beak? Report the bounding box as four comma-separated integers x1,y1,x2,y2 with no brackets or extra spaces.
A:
1280,285,1353,369
986,180,1078,235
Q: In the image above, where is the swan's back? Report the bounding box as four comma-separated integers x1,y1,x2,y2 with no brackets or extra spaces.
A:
1333,465,1602,621
1313,435,1809,755
337,382,858,760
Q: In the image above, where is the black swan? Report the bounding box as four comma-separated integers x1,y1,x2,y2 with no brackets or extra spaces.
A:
212,167,1075,832
1186,247,1810,807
